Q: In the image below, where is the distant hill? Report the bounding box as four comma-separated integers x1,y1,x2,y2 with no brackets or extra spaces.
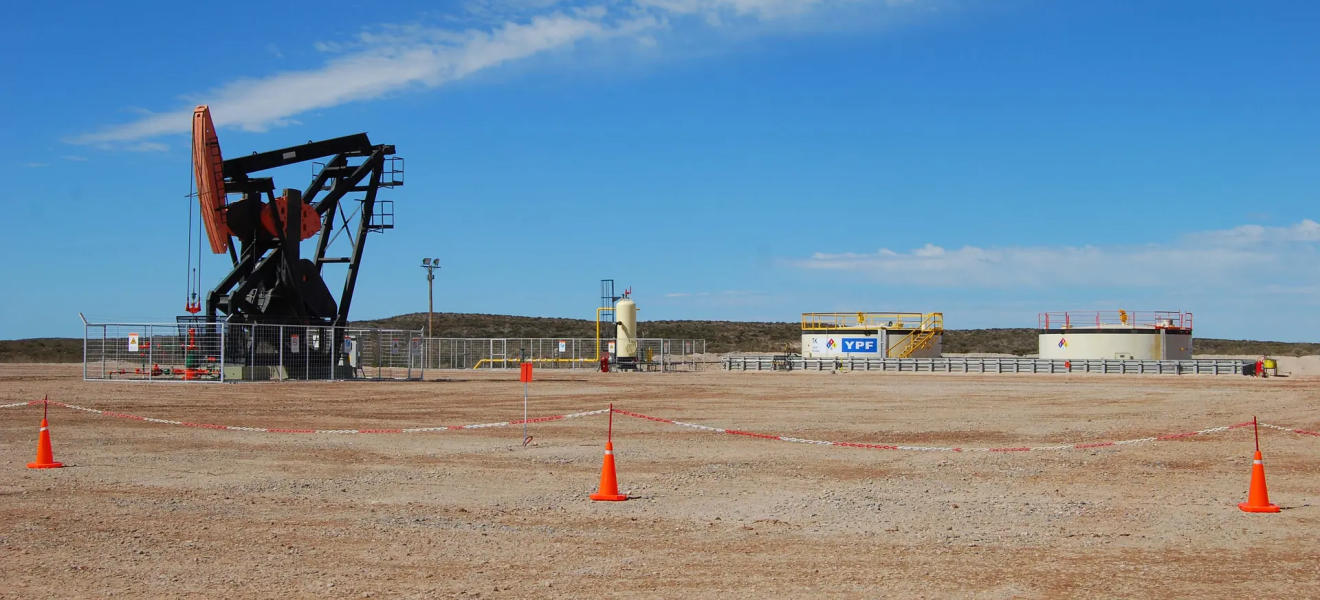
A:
357,312,1320,357
4,313,1319,362
351,312,798,354
0,338,83,363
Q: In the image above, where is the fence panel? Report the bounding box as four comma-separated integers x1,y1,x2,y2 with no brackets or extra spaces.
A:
84,321,423,382
420,338,709,371
83,322,226,381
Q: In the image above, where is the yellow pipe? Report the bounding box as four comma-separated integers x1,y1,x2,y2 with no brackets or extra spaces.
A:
596,306,613,362
472,358,596,370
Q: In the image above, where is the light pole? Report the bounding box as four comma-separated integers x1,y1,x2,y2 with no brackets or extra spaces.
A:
421,258,440,337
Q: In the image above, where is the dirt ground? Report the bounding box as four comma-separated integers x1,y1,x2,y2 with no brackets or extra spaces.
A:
1,364,1317,600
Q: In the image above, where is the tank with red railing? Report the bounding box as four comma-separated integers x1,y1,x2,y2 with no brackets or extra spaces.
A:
1038,311,1192,331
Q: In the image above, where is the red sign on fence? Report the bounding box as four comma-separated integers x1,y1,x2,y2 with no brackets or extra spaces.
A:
520,362,533,383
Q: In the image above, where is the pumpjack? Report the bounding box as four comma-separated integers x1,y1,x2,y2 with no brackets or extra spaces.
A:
189,105,402,325
184,106,404,378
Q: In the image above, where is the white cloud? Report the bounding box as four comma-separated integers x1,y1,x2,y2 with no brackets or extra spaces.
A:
70,0,933,148
793,220,1320,289
70,12,635,146
636,0,822,18
61,155,88,161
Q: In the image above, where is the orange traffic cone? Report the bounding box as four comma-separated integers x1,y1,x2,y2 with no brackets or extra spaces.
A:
590,405,627,501
590,441,627,501
1238,417,1279,513
28,418,63,469
1238,450,1279,513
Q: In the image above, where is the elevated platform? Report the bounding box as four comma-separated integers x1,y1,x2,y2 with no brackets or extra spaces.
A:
802,312,941,331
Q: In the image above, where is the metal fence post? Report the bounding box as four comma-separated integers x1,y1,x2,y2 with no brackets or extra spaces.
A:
80,315,88,381
278,325,285,382
219,321,227,383
147,325,154,381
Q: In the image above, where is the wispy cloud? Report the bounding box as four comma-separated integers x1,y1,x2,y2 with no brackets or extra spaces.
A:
70,0,935,147
61,155,88,161
126,142,169,152
791,220,1320,289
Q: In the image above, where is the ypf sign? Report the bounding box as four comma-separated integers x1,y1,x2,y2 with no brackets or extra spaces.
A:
841,338,879,353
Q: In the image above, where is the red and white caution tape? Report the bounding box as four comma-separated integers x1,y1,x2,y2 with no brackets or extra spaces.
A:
611,409,1319,452
4,399,1318,448
1259,422,1320,438
2,399,607,434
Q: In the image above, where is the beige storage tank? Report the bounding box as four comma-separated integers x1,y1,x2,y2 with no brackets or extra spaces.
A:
1037,311,1193,360
615,297,638,359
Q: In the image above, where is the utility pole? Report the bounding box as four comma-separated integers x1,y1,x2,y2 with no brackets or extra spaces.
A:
420,258,440,337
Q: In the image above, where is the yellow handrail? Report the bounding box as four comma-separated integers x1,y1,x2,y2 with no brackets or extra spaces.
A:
801,312,942,331
472,358,595,370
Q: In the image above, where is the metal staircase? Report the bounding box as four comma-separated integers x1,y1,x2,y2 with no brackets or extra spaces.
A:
890,313,944,358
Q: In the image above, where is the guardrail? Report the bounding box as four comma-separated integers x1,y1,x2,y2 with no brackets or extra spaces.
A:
723,356,1248,375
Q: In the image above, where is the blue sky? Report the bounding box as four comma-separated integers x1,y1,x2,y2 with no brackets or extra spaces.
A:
2,0,1317,341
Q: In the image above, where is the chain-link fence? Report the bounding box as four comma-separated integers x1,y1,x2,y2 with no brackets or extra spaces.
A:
422,338,708,371
83,321,424,382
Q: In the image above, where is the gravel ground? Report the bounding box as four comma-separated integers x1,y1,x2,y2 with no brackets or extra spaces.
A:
1,364,1317,599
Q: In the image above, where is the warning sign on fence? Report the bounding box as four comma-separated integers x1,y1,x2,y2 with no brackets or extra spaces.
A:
128,333,139,352
559,340,567,353
290,334,300,354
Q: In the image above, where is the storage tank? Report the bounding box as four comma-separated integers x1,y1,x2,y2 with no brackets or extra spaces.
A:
799,312,944,358
615,295,638,368
1038,311,1193,360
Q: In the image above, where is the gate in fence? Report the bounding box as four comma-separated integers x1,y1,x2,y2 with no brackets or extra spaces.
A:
83,319,424,382
423,338,708,371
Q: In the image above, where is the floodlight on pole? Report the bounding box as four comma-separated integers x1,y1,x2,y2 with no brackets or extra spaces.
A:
420,258,441,338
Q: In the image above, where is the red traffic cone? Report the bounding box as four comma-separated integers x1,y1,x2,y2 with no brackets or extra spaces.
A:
589,441,627,501
28,418,63,469
1238,450,1279,513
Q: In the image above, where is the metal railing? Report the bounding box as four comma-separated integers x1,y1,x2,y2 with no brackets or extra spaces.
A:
1039,311,1192,330
723,355,1247,375
83,320,424,382
802,312,943,331
421,338,708,371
